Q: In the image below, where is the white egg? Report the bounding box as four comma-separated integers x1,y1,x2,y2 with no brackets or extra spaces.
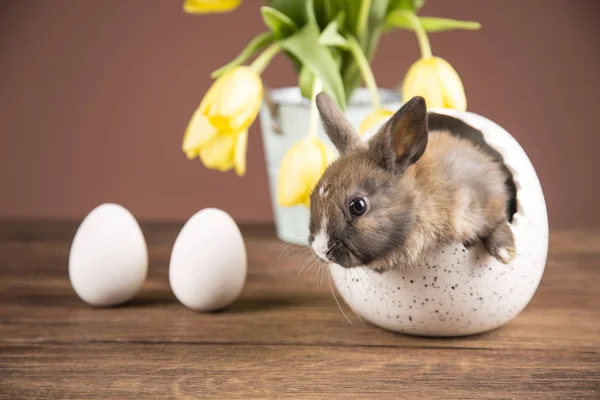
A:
69,203,148,307
331,109,549,336
169,208,246,311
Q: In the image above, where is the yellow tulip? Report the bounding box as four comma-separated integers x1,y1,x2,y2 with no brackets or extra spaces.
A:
182,66,262,176
195,130,247,175
359,109,394,135
200,66,263,132
199,133,236,172
182,109,218,160
183,0,241,14
402,56,467,111
278,137,336,207
233,130,248,176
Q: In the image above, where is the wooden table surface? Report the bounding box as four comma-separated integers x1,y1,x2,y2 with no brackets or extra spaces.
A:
0,221,599,399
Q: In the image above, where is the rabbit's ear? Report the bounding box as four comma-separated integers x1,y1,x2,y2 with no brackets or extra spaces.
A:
368,96,428,174
316,92,363,155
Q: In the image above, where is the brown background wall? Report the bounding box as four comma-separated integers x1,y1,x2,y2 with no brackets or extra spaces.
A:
1,0,598,228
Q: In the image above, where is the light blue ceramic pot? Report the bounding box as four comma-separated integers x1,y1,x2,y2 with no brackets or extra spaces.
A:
259,87,402,245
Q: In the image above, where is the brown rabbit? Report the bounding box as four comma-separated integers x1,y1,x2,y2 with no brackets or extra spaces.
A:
308,92,516,273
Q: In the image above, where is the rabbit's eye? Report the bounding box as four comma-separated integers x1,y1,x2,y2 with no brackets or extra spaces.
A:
349,197,369,217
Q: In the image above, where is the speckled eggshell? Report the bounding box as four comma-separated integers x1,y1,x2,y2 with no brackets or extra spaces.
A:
330,109,549,337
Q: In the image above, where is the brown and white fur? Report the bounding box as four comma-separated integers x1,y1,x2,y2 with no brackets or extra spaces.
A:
308,93,516,273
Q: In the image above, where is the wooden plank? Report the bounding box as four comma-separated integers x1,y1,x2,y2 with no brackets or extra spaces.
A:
1,343,598,399
0,224,599,351
0,272,599,352
0,221,599,398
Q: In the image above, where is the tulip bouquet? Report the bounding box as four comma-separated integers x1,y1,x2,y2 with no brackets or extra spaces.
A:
182,0,480,207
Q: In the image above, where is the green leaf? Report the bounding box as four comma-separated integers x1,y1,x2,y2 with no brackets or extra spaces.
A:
340,0,362,36
298,66,315,99
319,32,349,49
321,0,336,27
261,6,298,39
305,0,317,26
366,0,389,53
387,0,424,13
299,48,342,103
384,8,415,31
338,0,367,100
323,0,346,30
318,12,349,49
419,17,481,32
385,11,481,33
268,0,308,28
280,24,346,109
369,0,391,32
211,32,275,78
312,0,332,30
355,0,370,41
331,48,343,68
341,0,389,102
346,35,380,109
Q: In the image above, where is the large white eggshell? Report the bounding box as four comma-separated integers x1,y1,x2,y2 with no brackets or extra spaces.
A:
169,208,247,311
330,109,549,336
69,203,148,307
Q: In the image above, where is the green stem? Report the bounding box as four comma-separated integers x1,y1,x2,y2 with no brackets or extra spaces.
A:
356,0,372,39
211,32,274,78
347,35,380,110
250,43,281,74
408,13,432,59
308,79,323,137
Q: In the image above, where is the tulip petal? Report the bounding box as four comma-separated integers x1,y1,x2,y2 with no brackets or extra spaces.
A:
359,109,394,135
182,109,219,160
199,133,236,172
302,196,311,208
277,137,335,207
434,57,467,111
202,67,263,131
186,66,262,174
227,84,263,131
278,140,311,207
299,138,331,196
217,68,262,116
234,130,248,176
402,58,445,109
183,0,241,14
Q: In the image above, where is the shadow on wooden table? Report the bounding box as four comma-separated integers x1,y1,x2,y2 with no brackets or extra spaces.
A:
125,290,322,314
224,295,320,314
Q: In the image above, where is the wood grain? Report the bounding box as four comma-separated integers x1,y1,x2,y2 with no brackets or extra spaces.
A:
0,221,599,399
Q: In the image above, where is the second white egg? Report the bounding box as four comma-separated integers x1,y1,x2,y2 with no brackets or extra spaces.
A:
169,208,247,311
